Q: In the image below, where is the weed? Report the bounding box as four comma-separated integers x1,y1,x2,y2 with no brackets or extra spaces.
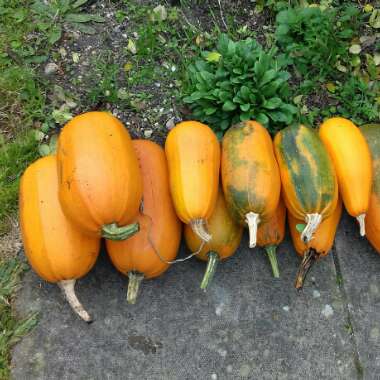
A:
0,258,38,378
182,34,297,137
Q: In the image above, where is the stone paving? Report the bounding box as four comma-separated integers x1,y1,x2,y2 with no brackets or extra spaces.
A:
11,213,379,379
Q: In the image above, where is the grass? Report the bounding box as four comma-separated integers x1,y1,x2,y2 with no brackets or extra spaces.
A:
0,0,378,377
0,258,38,379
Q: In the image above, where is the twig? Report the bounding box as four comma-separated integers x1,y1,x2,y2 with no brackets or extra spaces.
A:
217,0,228,31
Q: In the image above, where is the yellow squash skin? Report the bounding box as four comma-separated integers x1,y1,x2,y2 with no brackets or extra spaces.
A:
19,155,100,321
274,124,338,243
361,124,380,253
184,189,243,290
20,155,100,283
319,117,372,235
289,198,342,288
184,189,243,262
57,111,143,239
165,121,220,241
221,121,281,248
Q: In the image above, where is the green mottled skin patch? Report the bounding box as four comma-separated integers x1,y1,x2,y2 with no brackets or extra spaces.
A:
361,124,380,196
223,122,253,167
223,122,266,223
278,125,336,212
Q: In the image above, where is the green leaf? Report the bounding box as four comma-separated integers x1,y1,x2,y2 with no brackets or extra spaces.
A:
206,51,221,63
240,112,251,121
48,25,62,45
259,69,278,86
220,120,230,130
222,101,237,112
263,97,282,110
72,0,89,8
65,13,95,23
256,113,269,125
38,144,50,156
205,107,217,115
240,104,250,112
296,223,306,233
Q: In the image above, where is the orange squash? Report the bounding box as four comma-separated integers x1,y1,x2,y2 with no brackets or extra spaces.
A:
165,121,220,242
274,124,338,243
106,140,182,304
257,198,286,278
19,155,100,322
57,112,142,240
361,124,380,253
221,121,281,248
184,189,243,290
319,117,372,236
289,198,342,289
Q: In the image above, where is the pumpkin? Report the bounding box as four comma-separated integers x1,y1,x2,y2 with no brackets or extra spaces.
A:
19,155,100,322
106,140,182,304
360,124,380,252
274,124,338,243
184,188,243,290
257,198,286,278
165,121,220,242
289,198,342,289
319,117,372,236
221,121,281,248
57,111,142,240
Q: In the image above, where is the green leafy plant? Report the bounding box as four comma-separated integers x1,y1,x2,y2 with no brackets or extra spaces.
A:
0,258,38,378
182,34,297,136
275,5,361,81
329,76,379,125
31,0,105,44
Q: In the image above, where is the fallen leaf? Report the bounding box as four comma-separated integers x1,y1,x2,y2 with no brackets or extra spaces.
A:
364,4,374,13
293,95,303,105
127,39,137,54
349,44,361,54
369,9,380,29
72,52,80,63
326,82,337,93
336,61,347,73
124,62,133,72
374,53,380,66
152,5,167,21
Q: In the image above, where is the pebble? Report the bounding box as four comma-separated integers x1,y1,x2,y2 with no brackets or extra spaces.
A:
166,117,176,130
312,290,321,298
321,304,334,318
144,129,153,138
44,62,59,75
282,306,289,312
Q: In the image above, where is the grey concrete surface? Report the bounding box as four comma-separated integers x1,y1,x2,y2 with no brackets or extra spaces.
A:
334,214,380,379
11,227,364,380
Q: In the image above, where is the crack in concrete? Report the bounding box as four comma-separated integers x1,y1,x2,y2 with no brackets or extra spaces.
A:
332,244,364,380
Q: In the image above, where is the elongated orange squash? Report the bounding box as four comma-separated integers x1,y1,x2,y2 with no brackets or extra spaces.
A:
165,121,220,242
319,117,372,236
222,121,281,248
57,112,142,240
19,155,100,322
289,198,342,289
106,140,182,304
184,189,243,290
257,198,286,278
274,124,338,243
361,124,380,253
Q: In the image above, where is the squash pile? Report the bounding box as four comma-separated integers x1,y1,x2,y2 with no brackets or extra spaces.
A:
19,112,380,321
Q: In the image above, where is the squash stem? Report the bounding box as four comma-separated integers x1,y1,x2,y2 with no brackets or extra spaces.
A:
295,249,317,289
302,213,322,243
58,279,92,323
265,245,280,278
127,272,144,304
356,214,366,237
245,212,260,248
102,222,139,241
191,219,212,242
200,251,219,291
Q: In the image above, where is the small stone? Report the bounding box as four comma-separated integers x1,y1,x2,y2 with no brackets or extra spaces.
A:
282,306,289,312
58,47,67,58
215,303,224,316
144,129,153,138
313,290,321,298
211,374,217,380
239,364,251,377
155,82,161,88
166,117,175,130
44,62,59,75
226,365,233,373
322,304,334,318
370,327,379,340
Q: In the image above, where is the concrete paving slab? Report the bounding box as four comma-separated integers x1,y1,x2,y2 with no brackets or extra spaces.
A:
11,235,358,380
334,213,380,380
